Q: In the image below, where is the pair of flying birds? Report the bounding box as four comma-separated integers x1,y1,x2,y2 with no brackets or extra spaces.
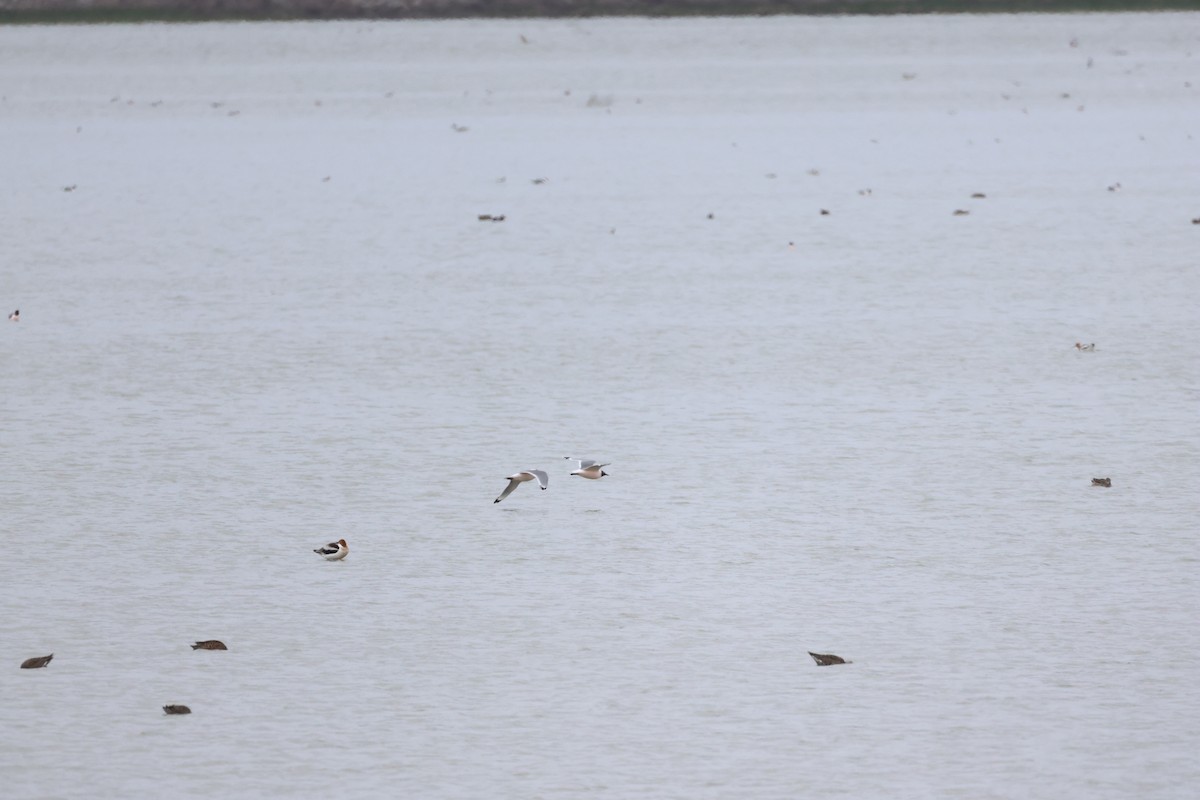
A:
495,457,610,504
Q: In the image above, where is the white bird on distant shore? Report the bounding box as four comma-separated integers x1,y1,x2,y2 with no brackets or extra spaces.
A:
313,538,348,561
564,457,610,479
494,470,548,504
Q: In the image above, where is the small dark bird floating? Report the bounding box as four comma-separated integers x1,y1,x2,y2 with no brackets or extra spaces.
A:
477,214,505,222
819,209,830,216
163,705,192,715
809,651,851,666
191,640,227,651
953,209,970,216
1092,477,1112,487
971,192,987,199
62,185,77,192
21,654,53,669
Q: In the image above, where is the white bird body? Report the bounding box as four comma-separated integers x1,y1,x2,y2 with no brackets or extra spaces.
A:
494,470,548,503
565,457,610,479
1075,342,1096,351
7,309,17,322
314,538,348,561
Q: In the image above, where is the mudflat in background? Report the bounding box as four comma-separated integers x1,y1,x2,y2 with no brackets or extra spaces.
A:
2,13,1198,799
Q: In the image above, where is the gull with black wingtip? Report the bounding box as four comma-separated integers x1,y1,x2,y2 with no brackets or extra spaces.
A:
494,470,548,504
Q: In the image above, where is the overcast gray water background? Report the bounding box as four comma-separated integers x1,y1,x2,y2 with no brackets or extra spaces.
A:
2,13,1199,799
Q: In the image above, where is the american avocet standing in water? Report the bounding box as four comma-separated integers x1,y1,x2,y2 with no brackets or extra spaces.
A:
313,539,348,561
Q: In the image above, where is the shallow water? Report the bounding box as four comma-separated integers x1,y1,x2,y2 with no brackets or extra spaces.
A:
1,13,1198,799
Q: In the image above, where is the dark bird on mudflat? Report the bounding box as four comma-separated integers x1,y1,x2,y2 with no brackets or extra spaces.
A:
191,640,227,651
808,651,851,666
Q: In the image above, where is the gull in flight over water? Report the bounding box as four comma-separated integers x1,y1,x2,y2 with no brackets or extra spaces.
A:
564,457,610,479
494,470,548,504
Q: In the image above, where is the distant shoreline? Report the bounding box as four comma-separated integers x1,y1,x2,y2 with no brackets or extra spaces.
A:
2,1,1198,25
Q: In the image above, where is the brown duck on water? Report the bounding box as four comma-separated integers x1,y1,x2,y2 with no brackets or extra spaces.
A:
191,640,227,650
163,705,192,715
20,654,53,669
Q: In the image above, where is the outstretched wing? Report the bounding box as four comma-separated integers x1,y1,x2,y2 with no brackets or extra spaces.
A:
564,457,599,469
529,470,549,489
494,477,522,504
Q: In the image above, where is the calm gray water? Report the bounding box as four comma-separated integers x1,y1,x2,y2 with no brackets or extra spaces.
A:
2,13,1198,799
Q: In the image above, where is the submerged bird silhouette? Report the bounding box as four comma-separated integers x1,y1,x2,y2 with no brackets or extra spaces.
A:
494,470,548,503
808,651,851,666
